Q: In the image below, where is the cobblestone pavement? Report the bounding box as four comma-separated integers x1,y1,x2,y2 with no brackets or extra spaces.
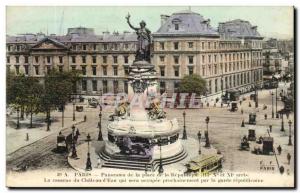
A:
6,82,294,176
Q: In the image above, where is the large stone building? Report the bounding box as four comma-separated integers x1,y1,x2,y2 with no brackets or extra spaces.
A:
6,10,264,96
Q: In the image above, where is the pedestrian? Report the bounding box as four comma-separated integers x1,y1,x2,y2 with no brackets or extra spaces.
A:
241,108,243,114
248,102,251,107
269,125,272,133
76,128,80,136
239,100,242,106
277,145,282,155
96,157,102,168
264,114,267,120
84,115,87,122
221,103,223,108
287,153,291,165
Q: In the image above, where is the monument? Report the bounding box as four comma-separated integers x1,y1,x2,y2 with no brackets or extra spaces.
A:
99,14,187,171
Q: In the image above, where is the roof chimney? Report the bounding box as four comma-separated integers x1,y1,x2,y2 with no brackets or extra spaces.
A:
160,15,170,26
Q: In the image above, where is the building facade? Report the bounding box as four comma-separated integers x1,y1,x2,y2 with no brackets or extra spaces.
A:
6,10,264,96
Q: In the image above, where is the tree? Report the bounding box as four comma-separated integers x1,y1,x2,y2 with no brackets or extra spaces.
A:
41,69,81,130
179,74,207,95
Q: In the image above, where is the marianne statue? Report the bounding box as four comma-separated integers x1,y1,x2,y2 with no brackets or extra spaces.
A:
126,13,152,62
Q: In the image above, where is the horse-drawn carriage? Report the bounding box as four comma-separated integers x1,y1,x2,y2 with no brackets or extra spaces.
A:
56,132,68,153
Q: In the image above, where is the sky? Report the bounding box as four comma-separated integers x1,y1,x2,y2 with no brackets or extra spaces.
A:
6,6,294,39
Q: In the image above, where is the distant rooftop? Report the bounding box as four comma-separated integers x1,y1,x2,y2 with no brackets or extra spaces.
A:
218,19,263,39
154,10,219,37
6,27,137,43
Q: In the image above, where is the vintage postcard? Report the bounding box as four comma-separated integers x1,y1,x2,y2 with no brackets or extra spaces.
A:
6,6,295,188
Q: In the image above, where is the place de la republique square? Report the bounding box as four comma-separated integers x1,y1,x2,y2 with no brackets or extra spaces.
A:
5,6,295,188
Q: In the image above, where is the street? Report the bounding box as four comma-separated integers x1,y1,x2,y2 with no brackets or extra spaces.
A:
6,83,294,175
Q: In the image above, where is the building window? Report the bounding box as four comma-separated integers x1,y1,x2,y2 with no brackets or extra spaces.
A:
102,80,108,93
83,44,87,50
214,55,217,63
47,66,51,74
92,56,97,63
72,56,76,63
113,66,118,76
124,81,128,94
188,56,194,64
160,66,165,76
35,56,39,63
7,45,11,52
71,66,76,71
15,66,20,75
174,56,179,64
124,56,129,64
103,56,107,64
7,56,10,63
103,44,108,50
188,66,193,75
160,42,165,50
34,66,39,75
159,82,166,94
82,80,87,91
82,66,86,75
124,66,129,75
92,80,97,92
202,42,205,50
174,66,179,77
24,56,28,63
82,56,86,63
214,42,217,49
59,65,63,72
92,66,97,75
174,42,179,50
175,24,179,30
124,44,129,49
214,64,217,74
113,81,118,94
103,66,107,76
93,44,97,50
208,42,211,49
16,56,19,63
188,42,193,48
47,56,51,63
24,65,29,75
160,56,165,62
113,56,118,64
215,79,218,92
208,55,211,63
202,66,205,76
113,44,118,50
59,56,63,64
202,55,205,63
174,82,180,92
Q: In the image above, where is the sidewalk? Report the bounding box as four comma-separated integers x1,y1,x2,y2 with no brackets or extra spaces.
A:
6,103,86,155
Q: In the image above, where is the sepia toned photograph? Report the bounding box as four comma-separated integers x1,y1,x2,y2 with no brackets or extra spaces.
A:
5,6,295,188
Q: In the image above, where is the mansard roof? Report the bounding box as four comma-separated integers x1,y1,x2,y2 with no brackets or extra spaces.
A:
218,19,263,40
154,10,219,37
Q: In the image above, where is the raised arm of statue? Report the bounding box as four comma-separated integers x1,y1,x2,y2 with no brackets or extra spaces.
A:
126,13,139,31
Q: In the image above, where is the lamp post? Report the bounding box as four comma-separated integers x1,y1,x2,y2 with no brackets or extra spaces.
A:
71,125,77,159
197,130,201,154
16,108,20,129
98,112,103,141
182,111,187,140
288,120,292,146
280,113,285,132
276,85,279,118
73,99,76,121
85,133,92,171
205,116,210,148
158,138,164,174
271,91,274,118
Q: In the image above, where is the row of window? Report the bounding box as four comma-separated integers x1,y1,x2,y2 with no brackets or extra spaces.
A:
81,80,128,94
158,52,261,65
158,41,263,51
71,43,136,51
7,55,131,64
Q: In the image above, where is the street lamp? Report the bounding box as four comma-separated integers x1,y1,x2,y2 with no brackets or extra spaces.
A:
205,116,210,148
16,108,20,129
85,133,92,171
275,84,279,118
182,111,187,140
158,138,164,174
73,99,76,121
271,91,274,118
288,120,292,146
197,130,201,154
98,112,103,141
280,113,285,132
